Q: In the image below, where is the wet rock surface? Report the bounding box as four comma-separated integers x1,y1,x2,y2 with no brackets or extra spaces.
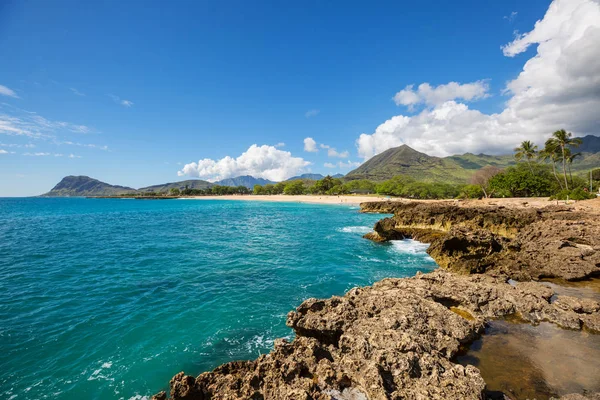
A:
153,201,600,399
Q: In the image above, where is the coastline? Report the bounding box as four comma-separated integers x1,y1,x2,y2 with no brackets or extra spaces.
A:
178,194,389,206
152,198,600,400
177,194,566,208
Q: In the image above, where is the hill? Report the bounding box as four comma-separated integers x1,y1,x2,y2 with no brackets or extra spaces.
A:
577,135,600,153
286,173,325,181
215,175,275,189
345,145,473,183
286,173,344,182
138,179,213,193
41,176,137,197
346,138,599,183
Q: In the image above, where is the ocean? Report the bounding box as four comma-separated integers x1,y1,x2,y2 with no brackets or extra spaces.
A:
0,198,436,399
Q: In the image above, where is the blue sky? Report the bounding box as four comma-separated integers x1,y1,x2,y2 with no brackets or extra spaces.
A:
2,0,599,196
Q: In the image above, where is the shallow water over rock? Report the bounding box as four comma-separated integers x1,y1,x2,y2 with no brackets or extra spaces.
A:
456,320,600,399
541,277,600,302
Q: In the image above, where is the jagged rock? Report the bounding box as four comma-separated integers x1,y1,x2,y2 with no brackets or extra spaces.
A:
362,202,600,281
154,202,600,399
154,269,599,399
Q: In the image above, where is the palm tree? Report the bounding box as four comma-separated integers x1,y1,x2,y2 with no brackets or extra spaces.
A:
539,144,563,190
546,130,582,190
565,149,582,187
514,140,538,174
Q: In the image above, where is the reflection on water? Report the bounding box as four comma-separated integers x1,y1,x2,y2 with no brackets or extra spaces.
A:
456,321,600,400
541,277,600,302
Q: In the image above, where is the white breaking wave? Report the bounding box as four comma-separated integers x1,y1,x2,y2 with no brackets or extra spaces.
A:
390,239,431,256
338,226,373,234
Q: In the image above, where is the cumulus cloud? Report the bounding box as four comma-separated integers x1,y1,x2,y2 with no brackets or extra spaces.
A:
324,161,361,169
304,137,318,152
178,144,311,182
305,109,320,118
320,144,349,158
393,81,490,109
0,85,19,98
358,0,600,158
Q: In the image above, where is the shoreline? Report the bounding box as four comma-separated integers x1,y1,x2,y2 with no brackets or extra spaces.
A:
152,198,600,400
177,194,389,206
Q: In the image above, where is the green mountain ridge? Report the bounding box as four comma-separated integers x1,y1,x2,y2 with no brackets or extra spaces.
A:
345,135,599,183
40,136,600,196
215,175,275,189
138,179,214,193
40,176,138,197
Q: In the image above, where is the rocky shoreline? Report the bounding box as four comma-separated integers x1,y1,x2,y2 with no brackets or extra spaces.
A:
152,200,600,400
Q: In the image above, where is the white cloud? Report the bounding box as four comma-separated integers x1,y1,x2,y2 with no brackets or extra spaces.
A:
178,144,311,182
358,0,600,158
393,81,489,109
504,11,518,22
0,149,8,154
69,153,82,158
274,142,285,148
23,152,51,156
319,144,349,158
0,85,19,98
303,137,318,152
0,108,92,138
324,160,361,169
305,109,320,118
70,88,85,96
109,94,134,108
57,141,109,151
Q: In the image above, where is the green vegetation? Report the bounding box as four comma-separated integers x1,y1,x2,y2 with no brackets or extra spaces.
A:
283,180,306,195
374,176,461,199
487,163,558,197
43,134,599,200
343,136,599,184
485,130,595,199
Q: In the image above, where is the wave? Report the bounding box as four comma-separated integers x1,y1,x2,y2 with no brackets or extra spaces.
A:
338,226,372,234
389,239,431,256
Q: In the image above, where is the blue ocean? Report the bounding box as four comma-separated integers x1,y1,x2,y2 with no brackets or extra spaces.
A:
0,198,436,399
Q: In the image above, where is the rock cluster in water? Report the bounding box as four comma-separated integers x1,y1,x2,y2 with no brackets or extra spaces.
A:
153,200,600,400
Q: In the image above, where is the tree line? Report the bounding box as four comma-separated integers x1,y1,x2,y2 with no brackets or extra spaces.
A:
471,129,596,200
125,129,597,200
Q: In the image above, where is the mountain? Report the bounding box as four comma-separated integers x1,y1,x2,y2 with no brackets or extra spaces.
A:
41,176,137,197
286,173,345,181
215,175,275,189
138,179,213,193
577,135,600,153
345,140,600,183
345,145,474,183
286,173,325,181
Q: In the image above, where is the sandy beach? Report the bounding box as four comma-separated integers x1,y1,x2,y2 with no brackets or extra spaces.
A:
179,194,600,210
179,194,390,206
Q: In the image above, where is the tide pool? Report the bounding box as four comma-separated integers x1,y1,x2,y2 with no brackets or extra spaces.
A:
0,198,436,399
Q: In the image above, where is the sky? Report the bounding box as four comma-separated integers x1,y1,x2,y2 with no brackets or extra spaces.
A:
1,0,599,196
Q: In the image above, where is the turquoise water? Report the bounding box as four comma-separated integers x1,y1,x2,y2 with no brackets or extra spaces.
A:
0,198,436,400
